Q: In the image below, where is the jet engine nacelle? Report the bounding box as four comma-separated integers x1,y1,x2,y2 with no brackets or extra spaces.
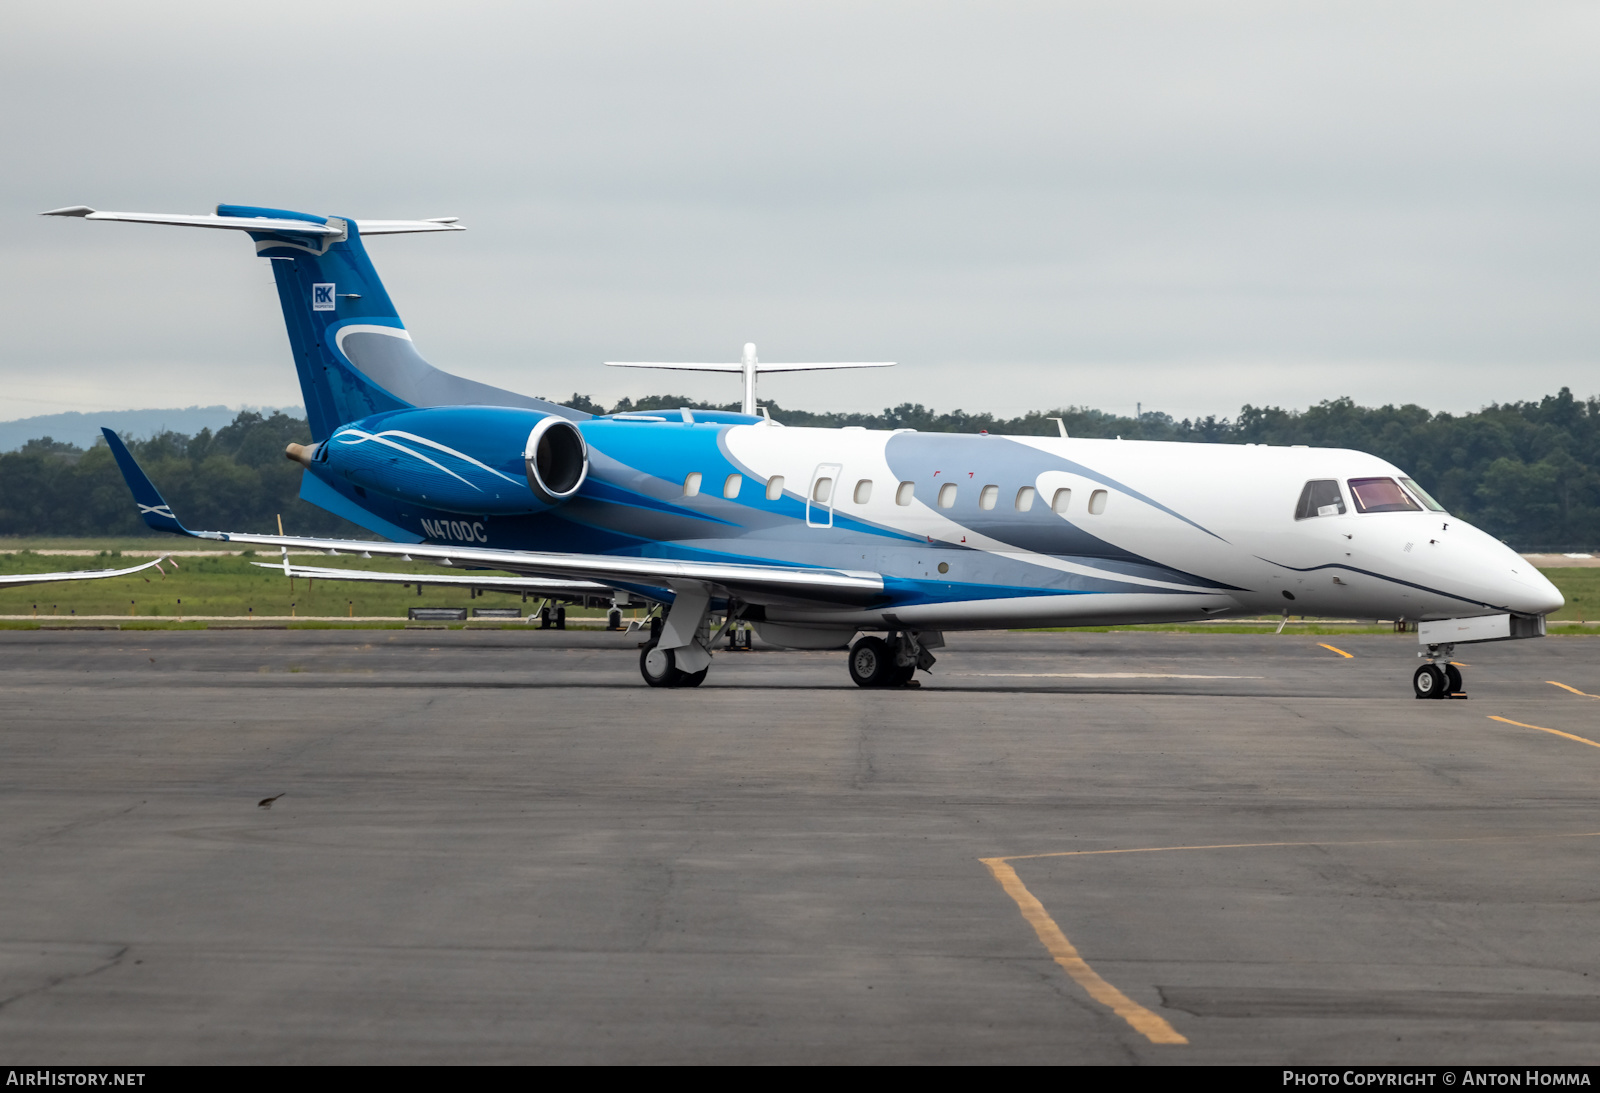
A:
303,406,589,515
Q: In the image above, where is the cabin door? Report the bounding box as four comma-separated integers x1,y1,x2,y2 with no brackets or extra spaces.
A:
806,463,842,528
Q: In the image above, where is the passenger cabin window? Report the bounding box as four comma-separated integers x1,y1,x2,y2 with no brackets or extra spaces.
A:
1051,488,1071,514
1015,486,1035,512
979,484,999,510
854,479,872,504
895,481,915,506
683,472,702,497
723,473,742,499
1088,489,1108,515
938,482,958,509
766,475,784,501
1294,479,1346,520
813,477,833,503
1400,477,1447,512
1348,477,1421,514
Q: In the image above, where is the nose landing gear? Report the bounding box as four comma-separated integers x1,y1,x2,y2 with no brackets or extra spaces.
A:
1413,643,1465,699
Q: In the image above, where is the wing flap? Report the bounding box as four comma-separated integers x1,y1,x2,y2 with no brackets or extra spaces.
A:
258,563,618,599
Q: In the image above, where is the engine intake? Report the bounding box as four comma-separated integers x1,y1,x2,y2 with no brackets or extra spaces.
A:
525,417,588,504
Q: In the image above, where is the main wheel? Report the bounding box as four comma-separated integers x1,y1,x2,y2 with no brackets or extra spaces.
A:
888,660,916,686
555,606,566,630
607,608,623,630
1413,663,1446,699
681,667,708,687
640,644,685,688
848,637,893,687
1444,664,1463,695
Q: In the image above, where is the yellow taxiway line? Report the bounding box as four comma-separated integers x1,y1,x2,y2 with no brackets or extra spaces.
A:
1317,643,1354,658
979,857,1187,1044
1489,715,1600,749
983,829,1600,1045
1547,680,1600,699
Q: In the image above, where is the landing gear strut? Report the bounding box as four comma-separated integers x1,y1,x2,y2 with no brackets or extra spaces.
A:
1414,642,1465,700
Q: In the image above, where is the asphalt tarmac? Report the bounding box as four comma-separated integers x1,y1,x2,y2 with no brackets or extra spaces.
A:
0,627,1596,1064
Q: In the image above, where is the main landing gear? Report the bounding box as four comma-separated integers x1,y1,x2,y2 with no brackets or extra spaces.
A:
640,643,708,688
637,584,739,689
1413,642,1465,700
848,630,941,688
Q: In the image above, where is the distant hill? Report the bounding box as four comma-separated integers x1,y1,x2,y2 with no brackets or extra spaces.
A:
0,406,303,452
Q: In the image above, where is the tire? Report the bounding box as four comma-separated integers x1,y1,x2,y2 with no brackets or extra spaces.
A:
555,606,566,631
848,637,893,687
1444,664,1463,694
888,661,916,686
1413,663,1446,699
607,609,623,630
640,643,684,688
682,668,708,687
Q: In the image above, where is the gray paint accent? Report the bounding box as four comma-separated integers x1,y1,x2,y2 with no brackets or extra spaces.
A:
339,330,587,421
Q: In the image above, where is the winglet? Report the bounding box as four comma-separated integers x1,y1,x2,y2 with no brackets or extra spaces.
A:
101,428,191,535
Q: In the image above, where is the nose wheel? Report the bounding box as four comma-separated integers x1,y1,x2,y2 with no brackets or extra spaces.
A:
1413,652,1465,700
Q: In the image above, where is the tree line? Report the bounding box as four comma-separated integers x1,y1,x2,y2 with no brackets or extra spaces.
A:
3,391,1597,550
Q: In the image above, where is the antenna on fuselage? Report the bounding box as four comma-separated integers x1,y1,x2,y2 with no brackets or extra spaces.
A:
604,343,895,417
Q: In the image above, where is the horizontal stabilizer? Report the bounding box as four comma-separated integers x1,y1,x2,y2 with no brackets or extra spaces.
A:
605,344,894,416
605,360,894,373
41,206,464,236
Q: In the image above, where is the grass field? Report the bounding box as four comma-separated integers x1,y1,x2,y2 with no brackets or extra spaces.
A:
1,537,1595,630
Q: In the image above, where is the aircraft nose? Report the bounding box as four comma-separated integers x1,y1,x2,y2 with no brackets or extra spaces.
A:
1499,564,1564,617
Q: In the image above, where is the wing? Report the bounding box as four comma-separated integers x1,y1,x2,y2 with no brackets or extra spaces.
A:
103,429,884,608
0,556,169,589
258,562,625,601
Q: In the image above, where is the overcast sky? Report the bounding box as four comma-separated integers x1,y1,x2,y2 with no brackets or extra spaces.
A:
2,1,1595,424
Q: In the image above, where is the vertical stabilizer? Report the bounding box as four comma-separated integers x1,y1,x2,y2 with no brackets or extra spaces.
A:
43,203,588,440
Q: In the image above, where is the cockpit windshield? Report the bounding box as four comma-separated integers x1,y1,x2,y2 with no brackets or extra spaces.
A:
1295,479,1347,519
1348,477,1422,514
1399,477,1447,512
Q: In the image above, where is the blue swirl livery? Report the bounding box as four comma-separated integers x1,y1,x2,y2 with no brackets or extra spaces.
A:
48,201,1562,697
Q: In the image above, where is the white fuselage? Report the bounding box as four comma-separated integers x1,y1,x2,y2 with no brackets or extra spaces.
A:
702,427,1562,632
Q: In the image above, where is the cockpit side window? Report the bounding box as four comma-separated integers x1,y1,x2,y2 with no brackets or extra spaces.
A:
1399,477,1447,513
1348,477,1422,514
1295,479,1346,520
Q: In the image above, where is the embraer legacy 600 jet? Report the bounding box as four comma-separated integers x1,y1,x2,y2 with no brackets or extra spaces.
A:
45,204,1561,697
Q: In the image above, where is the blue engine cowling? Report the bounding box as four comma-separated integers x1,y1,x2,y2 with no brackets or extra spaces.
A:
306,406,588,514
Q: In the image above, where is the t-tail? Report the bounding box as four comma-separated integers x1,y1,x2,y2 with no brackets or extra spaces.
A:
43,204,586,440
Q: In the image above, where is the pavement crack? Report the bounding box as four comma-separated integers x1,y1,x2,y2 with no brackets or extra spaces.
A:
0,945,130,1014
